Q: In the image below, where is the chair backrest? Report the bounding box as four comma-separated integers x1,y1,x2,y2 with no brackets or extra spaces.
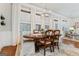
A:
45,30,54,36
54,30,60,35
54,30,60,39
44,30,54,41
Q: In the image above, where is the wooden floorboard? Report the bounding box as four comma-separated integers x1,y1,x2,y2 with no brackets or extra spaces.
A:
0,45,17,56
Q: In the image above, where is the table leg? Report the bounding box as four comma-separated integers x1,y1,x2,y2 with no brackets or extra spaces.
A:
35,41,39,52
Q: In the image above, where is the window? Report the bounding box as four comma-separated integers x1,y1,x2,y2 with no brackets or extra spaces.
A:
36,24,41,31
35,13,42,24
20,23,31,35
55,23,58,29
20,23,31,31
20,10,31,23
20,9,31,35
45,25,49,30
34,13,42,31
44,16,50,29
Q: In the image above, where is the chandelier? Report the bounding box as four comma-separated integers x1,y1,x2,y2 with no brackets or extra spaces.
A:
43,4,50,17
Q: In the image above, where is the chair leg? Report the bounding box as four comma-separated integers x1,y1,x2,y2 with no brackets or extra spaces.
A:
44,48,46,56
50,46,52,52
52,43,54,52
52,46,54,52
57,43,59,50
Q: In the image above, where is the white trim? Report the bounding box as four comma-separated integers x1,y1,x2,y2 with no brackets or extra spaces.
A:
12,4,21,45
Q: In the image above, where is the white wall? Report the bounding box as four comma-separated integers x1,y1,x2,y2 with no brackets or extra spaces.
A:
0,3,12,48
0,31,12,48
0,3,12,31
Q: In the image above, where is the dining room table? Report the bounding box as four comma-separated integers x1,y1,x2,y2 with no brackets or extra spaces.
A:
23,32,61,53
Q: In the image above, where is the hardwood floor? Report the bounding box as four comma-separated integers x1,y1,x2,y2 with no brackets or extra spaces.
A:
0,45,17,56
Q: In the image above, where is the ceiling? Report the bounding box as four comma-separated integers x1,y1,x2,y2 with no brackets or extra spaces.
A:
30,3,79,18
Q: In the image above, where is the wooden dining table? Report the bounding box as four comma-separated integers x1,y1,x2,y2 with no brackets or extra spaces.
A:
23,33,61,53
23,34,46,52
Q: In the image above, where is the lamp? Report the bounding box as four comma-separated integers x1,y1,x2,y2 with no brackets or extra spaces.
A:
1,21,6,26
43,4,50,17
69,27,74,31
0,15,5,20
69,27,75,35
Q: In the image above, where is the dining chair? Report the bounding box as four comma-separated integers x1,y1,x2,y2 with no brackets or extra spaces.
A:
45,30,55,52
53,30,60,50
39,30,54,56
